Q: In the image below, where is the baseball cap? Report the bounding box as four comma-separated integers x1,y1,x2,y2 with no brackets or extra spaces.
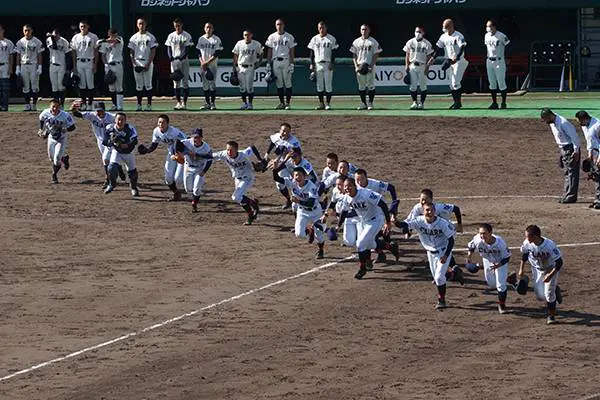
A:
92,101,106,111
191,128,203,137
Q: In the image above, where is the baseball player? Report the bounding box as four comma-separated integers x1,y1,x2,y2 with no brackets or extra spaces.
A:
103,112,140,197
436,19,468,109
273,167,326,259
137,114,187,201
350,24,382,111
405,189,463,232
196,22,223,110
518,224,564,325
397,203,457,309
575,110,600,209
70,21,99,111
0,24,15,112
97,28,125,111
232,30,263,110
308,21,338,110
38,99,76,183
165,18,194,110
466,223,512,314
320,159,361,196
321,175,360,248
46,29,72,108
265,19,297,110
272,147,319,211
337,177,393,279
128,18,158,111
484,20,510,109
15,24,44,111
403,26,435,110
173,128,212,213
321,153,359,184
541,108,581,204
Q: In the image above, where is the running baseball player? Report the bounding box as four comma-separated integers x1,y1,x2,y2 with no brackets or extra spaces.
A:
0,24,15,112
436,19,468,109
97,28,125,111
466,223,512,314
350,24,382,110
272,147,318,211
518,224,564,325
541,108,580,204
265,19,297,110
403,26,435,110
129,18,158,111
165,18,194,110
396,203,456,309
137,114,187,201
196,22,223,110
103,112,140,197
173,128,212,213
336,177,393,279
321,175,359,247
319,159,361,196
38,99,76,183
15,24,44,111
273,167,326,259
70,21,99,111
484,20,510,109
575,110,600,209
308,21,338,110
46,29,71,108
321,153,359,184
232,30,263,110
405,189,463,232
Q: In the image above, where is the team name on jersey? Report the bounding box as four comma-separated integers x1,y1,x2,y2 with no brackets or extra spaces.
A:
273,38,291,47
419,227,443,236
198,42,217,50
351,201,369,210
240,48,258,56
227,159,248,169
478,245,502,255
314,42,334,49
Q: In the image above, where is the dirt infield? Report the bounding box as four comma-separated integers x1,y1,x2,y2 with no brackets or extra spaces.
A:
1,112,599,399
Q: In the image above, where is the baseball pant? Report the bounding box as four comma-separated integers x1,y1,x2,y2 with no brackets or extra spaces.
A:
76,61,94,89
107,63,124,92
560,147,580,202
49,64,66,91
531,267,560,303
342,216,360,247
273,58,292,89
164,154,184,186
408,63,428,91
482,260,508,292
201,63,217,91
184,166,206,197
275,169,292,191
356,69,375,91
134,63,153,91
594,175,600,206
48,135,68,166
448,58,468,91
356,214,385,252
232,177,254,203
171,59,190,89
0,77,9,110
315,62,333,93
238,66,255,93
486,59,507,91
20,64,40,93
427,250,452,286
295,208,325,244
109,150,136,171
95,137,111,165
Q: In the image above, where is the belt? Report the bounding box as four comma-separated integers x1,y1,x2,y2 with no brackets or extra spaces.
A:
236,176,249,180
428,248,446,255
275,57,287,61
317,60,329,63
78,58,91,62
561,144,574,152
488,57,502,61
108,61,122,65
22,62,32,65
412,61,422,66
51,63,62,66
241,64,251,68
0,62,4,66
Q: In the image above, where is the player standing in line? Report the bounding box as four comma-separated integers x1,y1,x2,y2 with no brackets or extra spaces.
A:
396,203,456,309
403,26,434,110
165,18,194,110
128,18,158,111
575,110,600,209
436,19,468,109
137,114,187,201
70,21,98,111
308,21,338,110
173,128,212,212
196,22,223,110
274,167,326,259
484,20,510,109
466,223,512,314
97,28,125,111
15,24,44,111
103,112,140,197
350,24,382,111
232,30,263,110
45,29,71,108
540,108,581,204
38,99,76,183
518,225,564,325
265,19,297,110
0,24,15,112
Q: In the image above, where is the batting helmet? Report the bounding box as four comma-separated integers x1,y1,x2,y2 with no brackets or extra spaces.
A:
403,72,411,85
358,63,370,75
516,275,529,295
104,69,117,85
205,68,214,81
229,70,239,86
465,263,480,274
265,70,276,84
441,58,453,71
62,72,72,88
309,71,316,82
170,69,184,82
70,72,81,87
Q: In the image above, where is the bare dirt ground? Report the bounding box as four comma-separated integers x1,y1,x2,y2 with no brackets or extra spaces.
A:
1,112,599,400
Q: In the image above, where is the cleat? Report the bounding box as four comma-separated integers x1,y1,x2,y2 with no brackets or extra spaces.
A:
118,167,126,181
275,103,286,110
102,180,109,189
316,103,325,110
61,155,70,170
284,103,290,110
449,102,462,110
488,102,499,110
410,101,419,110
365,259,374,271
144,104,152,112
498,303,507,314
390,241,400,262
104,184,115,194
453,266,465,285
375,251,386,263
244,215,255,225
210,103,217,110
51,173,58,184
546,315,558,325
180,103,187,110
417,102,424,110
23,104,31,112
315,248,324,259
201,102,211,110
239,103,248,110
367,102,374,110
354,267,367,280
435,300,447,309
169,190,182,202
246,103,253,110
252,199,259,219
173,102,182,110
131,188,140,197
191,201,198,213
281,200,292,210
136,104,143,111
555,286,563,304
325,104,331,110
31,104,37,111
500,102,507,109
357,102,367,110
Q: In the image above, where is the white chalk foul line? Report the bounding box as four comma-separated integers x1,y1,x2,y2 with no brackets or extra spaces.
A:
0,256,354,383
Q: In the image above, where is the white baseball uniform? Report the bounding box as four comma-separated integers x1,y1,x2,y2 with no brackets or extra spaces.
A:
46,36,71,92
328,186,360,247
268,132,301,162
70,32,98,89
128,31,158,91
403,37,434,91
436,30,469,90
15,36,44,93
39,108,75,165
179,139,212,197
151,125,187,186
322,163,360,186
485,30,510,91
468,234,511,292
307,33,338,93
350,36,382,91
282,178,324,243
165,30,194,89
265,31,296,89
406,201,456,221
196,34,223,92
98,36,125,94
520,237,562,303
80,111,116,164
105,123,138,171
232,39,263,94
0,37,15,110
212,147,256,203
338,188,386,252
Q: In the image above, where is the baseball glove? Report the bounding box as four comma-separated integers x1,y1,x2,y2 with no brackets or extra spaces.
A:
205,68,214,81
309,71,316,82
138,144,149,155
134,66,145,73
37,128,48,139
104,69,117,85
70,72,81,87
403,72,411,85
441,58,453,71
582,158,600,180
265,71,276,84
252,159,268,173
170,69,184,82
62,72,72,87
465,263,480,274
229,69,239,86
358,63,370,75
171,153,185,164
516,275,529,295
111,132,126,146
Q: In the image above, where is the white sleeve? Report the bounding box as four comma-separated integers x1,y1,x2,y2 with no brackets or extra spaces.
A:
232,42,239,55
240,146,254,157
499,238,511,260
265,35,274,48
216,37,223,51
127,37,136,50
212,150,226,161
406,204,419,220
307,37,315,50
349,40,357,54
436,36,444,49
164,34,172,47
467,236,478,251
457,33,467,47
374,39,382,54
150,34,158,48
402,41,410,53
